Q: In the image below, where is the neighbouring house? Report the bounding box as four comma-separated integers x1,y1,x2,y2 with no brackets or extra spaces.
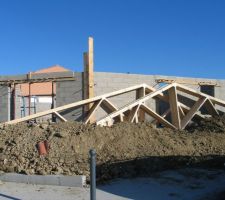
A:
17,65,70,119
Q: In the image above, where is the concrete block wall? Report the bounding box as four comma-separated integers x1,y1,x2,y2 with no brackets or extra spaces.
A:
56,72,84,121
14,85,22,119
0,71,76,122
0,86,10,122
19,96,53,121
55,72,225,122
94,72,157,120
214,80,225,112
1,70,225,123
93,72,225,120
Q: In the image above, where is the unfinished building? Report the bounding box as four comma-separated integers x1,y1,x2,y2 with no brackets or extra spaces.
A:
1,37,225,129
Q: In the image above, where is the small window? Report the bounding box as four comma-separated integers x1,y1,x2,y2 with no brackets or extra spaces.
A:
200,85,215,97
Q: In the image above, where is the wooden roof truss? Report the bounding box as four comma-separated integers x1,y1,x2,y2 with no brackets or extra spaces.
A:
3,83,225,130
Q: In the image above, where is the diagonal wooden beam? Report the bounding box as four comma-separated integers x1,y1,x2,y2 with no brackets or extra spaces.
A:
128,104,141,122
152,108,170,125
203,99,219,116
119,114,124,122
161,108,171,118
6,84,146,125
53,111,67,122
140,104,176,129
168,86,181,129
100,98,118,113
176,83,225,107
96,83,176,126
145,84,205,119
136,88,145,121
181,97,207,129
178,106,185,119
178,102,205,120
84,99,103,124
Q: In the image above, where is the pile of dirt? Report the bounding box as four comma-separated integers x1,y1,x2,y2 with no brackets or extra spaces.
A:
186,115,225,133
0,118,225,182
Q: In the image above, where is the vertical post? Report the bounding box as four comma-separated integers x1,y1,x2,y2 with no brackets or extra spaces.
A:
136,87,145,122
51,81,54,109
28,83,31,115
28,72,32,116
89,149,96,200
51,81,56,122
168,86,181,129
88,37,94,100
83,52,88,109
13,83,16,120
84,37,95,123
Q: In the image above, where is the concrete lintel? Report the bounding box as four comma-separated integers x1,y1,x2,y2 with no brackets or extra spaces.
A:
0,71,75,82
31,71,75,80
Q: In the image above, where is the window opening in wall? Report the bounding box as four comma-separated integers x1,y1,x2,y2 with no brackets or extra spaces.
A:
200,85,215,97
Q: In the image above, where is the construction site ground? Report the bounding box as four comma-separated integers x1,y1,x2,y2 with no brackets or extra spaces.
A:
0,116,225,199
1,168,225,200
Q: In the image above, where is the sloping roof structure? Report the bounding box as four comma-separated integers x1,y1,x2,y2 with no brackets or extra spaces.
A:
3,83,225,130
34,65,70,74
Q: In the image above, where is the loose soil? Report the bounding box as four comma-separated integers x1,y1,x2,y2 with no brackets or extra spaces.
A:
0,116,225,182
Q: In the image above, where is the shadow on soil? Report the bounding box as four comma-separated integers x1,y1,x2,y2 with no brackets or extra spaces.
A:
0,193,21,200
96,155,225,200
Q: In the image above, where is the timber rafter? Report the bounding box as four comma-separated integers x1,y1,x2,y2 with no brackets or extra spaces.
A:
2,83,225,130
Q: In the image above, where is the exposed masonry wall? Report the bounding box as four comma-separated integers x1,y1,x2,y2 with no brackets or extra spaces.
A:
17,96,53,122
55,72,225,121
0,86,10,122
93,72,225,119
93,72,156,121
56,72,84,121
14,85,21,120
0,71,75,122
1,71,225,123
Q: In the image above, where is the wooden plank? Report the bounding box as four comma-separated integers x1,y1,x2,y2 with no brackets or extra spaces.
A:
84,99,103,124
161,108,171,118
178,106,185,119
119,114,124,122
4,84,145,125
28,83,31,115
134,114,139,123
156,78,218,86
168,86,181,129
181,97,207,129
83,37,95,122
144,85,155,94
145,85,169,102
96,83,175,126
83,52,89,113
176,84,202,98
128,105,141,122
88,37,94,100
136,88,145,121
176,83,225,107
100,98,118,113
140,104,176,129
178,102,205,120
152,108,170,125
53,112,67,122
204,99,219,116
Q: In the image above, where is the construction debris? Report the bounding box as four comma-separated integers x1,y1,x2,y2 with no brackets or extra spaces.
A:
0,119,225,181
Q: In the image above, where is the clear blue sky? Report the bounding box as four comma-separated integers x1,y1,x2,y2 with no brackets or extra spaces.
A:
0,0,224,79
